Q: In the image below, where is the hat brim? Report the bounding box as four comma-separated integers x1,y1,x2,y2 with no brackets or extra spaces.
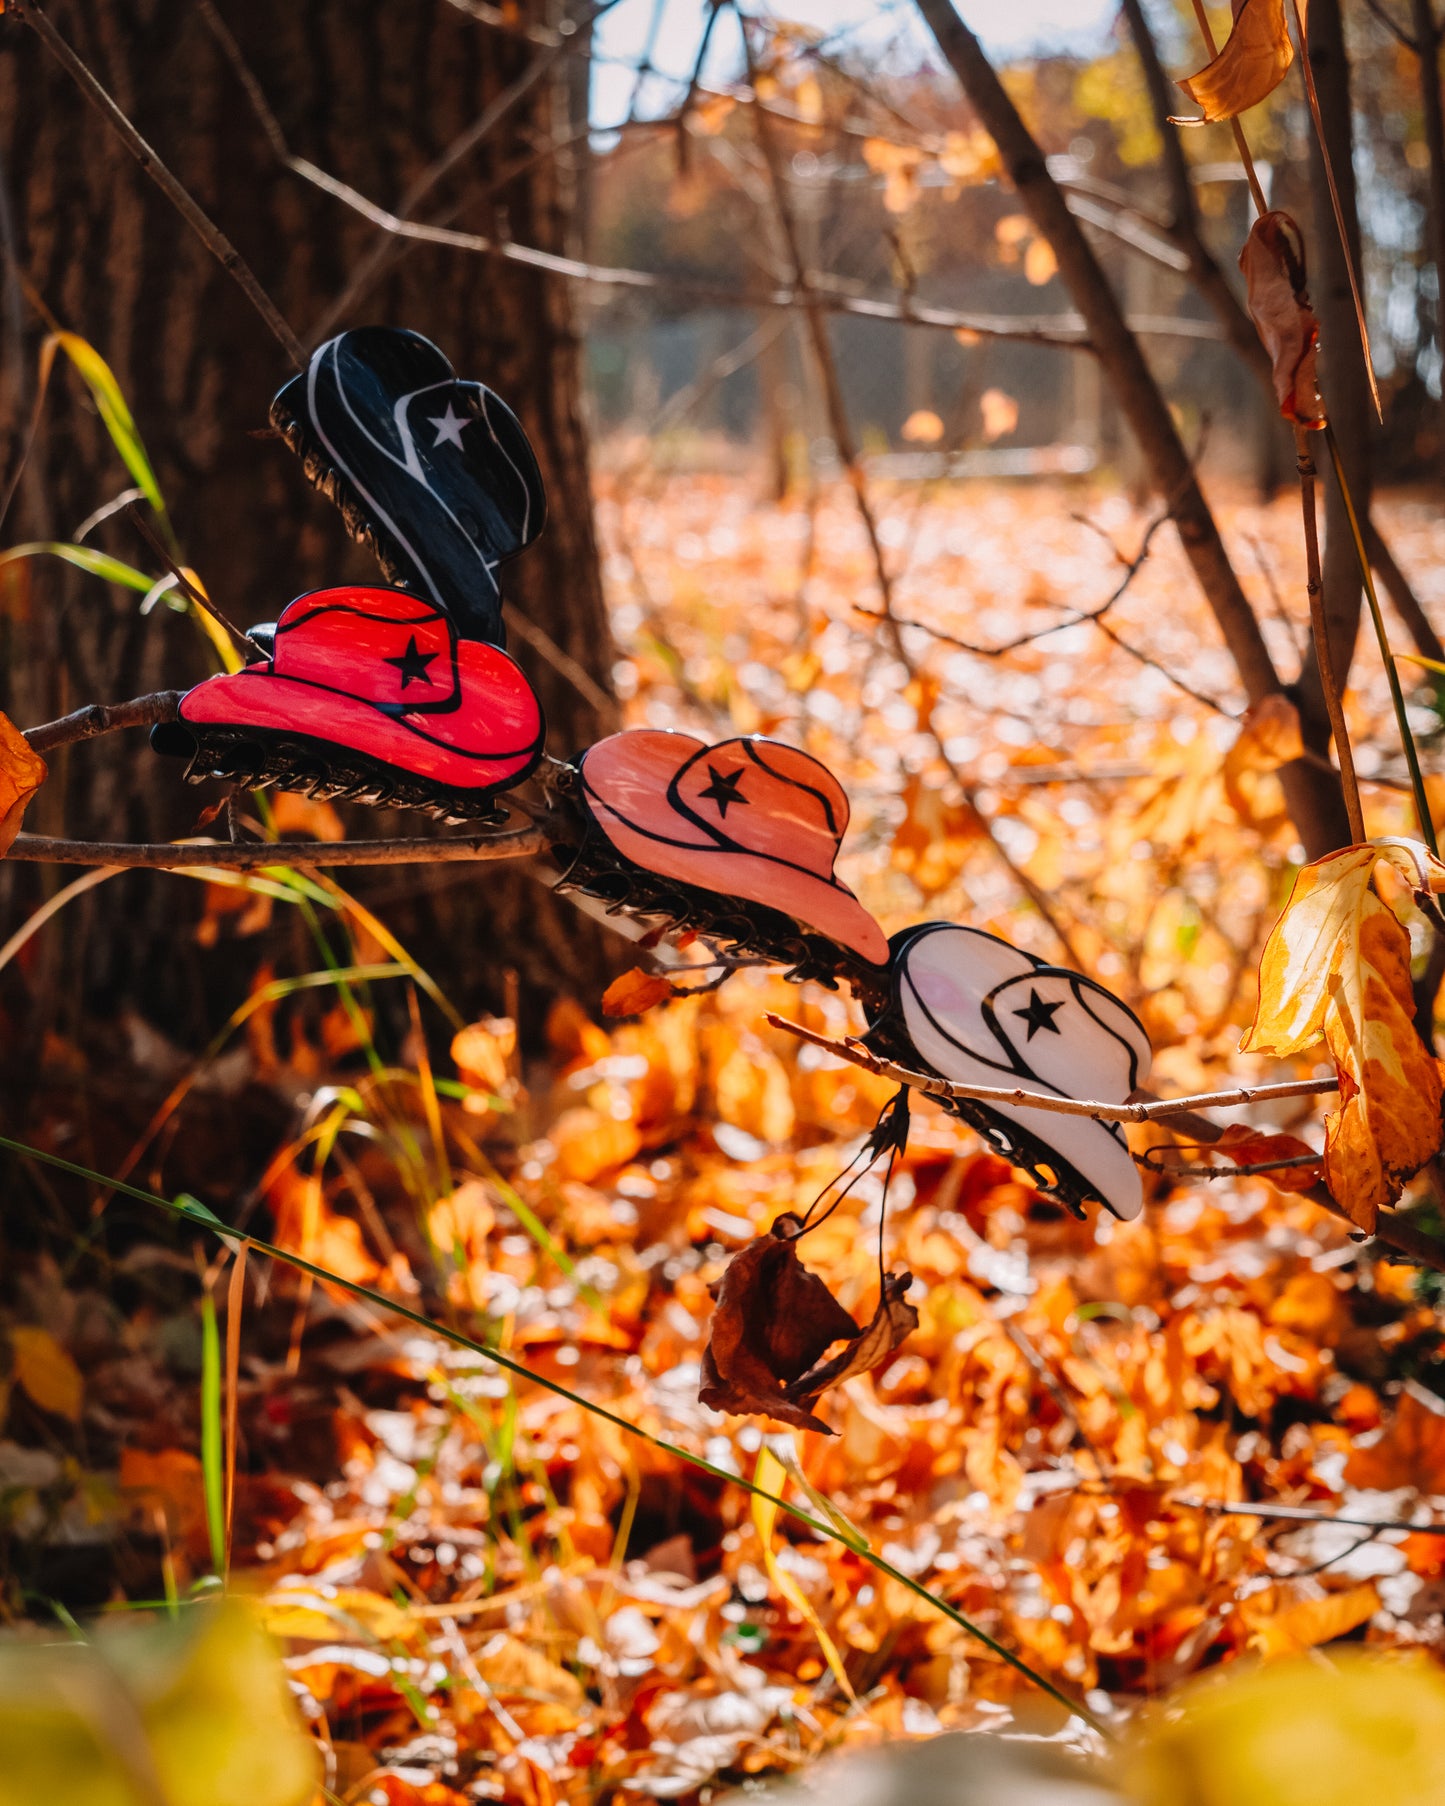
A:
584,793,888,964
181,661,542,794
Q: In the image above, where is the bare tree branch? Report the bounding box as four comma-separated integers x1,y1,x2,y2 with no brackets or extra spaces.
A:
4,828,547,870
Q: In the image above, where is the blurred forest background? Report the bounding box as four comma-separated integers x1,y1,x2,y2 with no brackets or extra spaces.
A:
8,1,1445,1801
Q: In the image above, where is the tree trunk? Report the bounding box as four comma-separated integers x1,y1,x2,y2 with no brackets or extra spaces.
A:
1410,0,1445,486
1300,0,1371,703
0,0,619,1045
914,0,1351,857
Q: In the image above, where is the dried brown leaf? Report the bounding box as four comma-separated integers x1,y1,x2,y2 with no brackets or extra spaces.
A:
1239,211,1326,426
785,1270,919,1404
699,1218,860,1435
1177,0,1294,122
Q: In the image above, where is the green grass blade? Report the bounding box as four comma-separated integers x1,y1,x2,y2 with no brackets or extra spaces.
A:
0,542,156,591
51,332,171,538
200,1289,226,1577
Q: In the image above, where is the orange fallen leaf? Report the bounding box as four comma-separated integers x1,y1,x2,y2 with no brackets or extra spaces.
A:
1239,211,1326,427
602,966,676,1018
1345,1384,1445,1493
0,710,46,856
1177,0,1294,122
1217,1124,1321,1192
9,1325,82,1421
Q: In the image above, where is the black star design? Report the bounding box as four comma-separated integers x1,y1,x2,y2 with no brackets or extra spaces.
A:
697,764,749,817
384,634,438,691
1013,987,1064,1040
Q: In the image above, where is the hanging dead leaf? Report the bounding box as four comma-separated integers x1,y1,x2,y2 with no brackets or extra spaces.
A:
1239,211,1326,426
1244,839,1445,1228
602,966,676,1018
784,1270,919,1404
1176,0,1294,122
1216,1124,1321,1192
0,710,46,856
699,1217,860,1434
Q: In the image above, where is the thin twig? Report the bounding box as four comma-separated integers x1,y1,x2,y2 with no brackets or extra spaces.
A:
1176,1497,1445,1533
123,505,268,660
763,1013,1336,1122
23,692,183,756
1296,429,1365,841
16,0,305,368
5,828,547,870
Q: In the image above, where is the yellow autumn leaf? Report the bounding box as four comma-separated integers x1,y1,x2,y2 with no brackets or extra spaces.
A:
1321,898,1443,1229
1243,839,1445,1055
1177,0,1294,122
753,1447,854,1699
1244,838,1445,1230
0,711,46,856
10,1325,83,1422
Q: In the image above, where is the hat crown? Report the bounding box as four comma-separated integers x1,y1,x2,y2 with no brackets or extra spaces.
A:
270,588,459,712
899,925,1151,1102
671,738,850,873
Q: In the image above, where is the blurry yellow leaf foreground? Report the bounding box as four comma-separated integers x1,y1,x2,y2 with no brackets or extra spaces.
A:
0,1601,318,1806
1125,1649,1445,1806
1243,839,1445,1229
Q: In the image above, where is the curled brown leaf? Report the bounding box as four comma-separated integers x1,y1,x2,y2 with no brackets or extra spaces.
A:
1239,211,1326,427
699,1218,859,1434
1176,0,1294,123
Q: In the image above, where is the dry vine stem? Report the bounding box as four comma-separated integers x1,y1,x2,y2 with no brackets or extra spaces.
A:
764,1014,1337,1122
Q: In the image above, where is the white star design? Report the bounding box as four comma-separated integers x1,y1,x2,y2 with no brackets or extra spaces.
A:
428,402,468,450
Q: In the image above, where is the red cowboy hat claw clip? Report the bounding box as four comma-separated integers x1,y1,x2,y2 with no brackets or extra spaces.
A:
152,586,544,820
572,729,888,965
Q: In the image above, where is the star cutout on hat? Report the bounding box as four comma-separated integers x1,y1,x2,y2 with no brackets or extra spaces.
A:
384,634,438,690
1013,987,1064,1040
429,402,469,450
697,764,749,817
